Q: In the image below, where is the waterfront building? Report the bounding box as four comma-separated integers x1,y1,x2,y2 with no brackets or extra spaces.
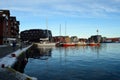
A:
52,36,65,43
101,37,107,43
71,36,78,42
10,17,19,38
0,10,10,45
64,36,71,43
53,36,71,43
106,38,120,43
88,35,102,43
79,38,87,42
9,17,20,43
0,10,20,45
20,29,52,42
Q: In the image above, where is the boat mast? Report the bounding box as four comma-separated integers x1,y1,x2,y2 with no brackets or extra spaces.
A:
60,24,61,36
46,18,48,30
46,18,49,40
65,21,67,36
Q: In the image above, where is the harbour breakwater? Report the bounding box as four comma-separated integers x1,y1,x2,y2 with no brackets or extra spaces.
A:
0,44,37,80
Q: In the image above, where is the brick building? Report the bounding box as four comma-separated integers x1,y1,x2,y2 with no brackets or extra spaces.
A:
10,17,19,38
0,10,20,45
106,38,120,43
53,36,71,43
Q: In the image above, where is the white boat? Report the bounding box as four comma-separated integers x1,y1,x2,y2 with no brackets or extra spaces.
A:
35,42,56,47
76,42,87,46
88,42,100,46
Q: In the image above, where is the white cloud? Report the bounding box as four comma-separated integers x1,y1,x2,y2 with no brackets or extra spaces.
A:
114,0,120,2
1,0,120,18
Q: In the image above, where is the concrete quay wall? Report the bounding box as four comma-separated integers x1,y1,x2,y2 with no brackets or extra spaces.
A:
0,44,37,80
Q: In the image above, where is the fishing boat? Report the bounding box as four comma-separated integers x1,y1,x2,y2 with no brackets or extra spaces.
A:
36,38,56,47
76,42,87,46
55,42,63,47
36,42,56,47
62,43,76,47
56,42,76,47
35,18,56,47
88,42,100,46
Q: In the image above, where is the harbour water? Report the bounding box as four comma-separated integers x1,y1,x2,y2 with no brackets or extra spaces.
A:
24,43,120,80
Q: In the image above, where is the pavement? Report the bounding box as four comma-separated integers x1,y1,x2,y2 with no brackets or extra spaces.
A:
0,45,20,58
0,43,30,58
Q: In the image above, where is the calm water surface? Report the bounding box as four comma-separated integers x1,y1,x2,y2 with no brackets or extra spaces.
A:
24,43,120,80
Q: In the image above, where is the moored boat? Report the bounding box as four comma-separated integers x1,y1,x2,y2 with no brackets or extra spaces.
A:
62,43,76,47
36,42,56,47
55,42,63,47
76,42,87,46
88,42,100,46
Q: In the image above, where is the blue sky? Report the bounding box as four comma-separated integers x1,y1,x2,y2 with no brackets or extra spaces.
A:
1,0,120,38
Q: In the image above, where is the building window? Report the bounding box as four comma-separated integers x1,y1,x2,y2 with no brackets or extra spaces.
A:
4,41,6,44
6,21,8,26
7,41,9,43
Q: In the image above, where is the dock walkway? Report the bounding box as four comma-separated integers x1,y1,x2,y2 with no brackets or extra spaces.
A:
0,44,37,80
0,45,20,58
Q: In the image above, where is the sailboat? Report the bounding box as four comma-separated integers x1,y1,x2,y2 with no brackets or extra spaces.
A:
56,22,76,47
36,18,56,47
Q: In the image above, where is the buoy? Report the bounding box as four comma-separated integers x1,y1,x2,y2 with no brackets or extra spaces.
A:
1,64,5,68
11,53,16,57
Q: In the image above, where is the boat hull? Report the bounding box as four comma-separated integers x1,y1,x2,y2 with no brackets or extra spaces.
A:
88,43,100,46
76,43,87,46
62,43,76,47
36,43,56,47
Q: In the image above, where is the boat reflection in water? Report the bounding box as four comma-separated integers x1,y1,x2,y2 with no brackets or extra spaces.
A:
12,45,52,73
26,45,52,60
37,47,52,60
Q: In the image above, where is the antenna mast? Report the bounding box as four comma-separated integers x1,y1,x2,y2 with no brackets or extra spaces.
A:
97,29,99,35
46,18,48,30
46,18,49,39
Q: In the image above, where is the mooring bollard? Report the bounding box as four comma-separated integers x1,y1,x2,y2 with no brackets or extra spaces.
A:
1,64,5,68
11,53,16,57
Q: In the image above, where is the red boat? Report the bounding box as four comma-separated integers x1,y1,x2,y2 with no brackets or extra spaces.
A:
88,42,100,46
62,43,76,47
